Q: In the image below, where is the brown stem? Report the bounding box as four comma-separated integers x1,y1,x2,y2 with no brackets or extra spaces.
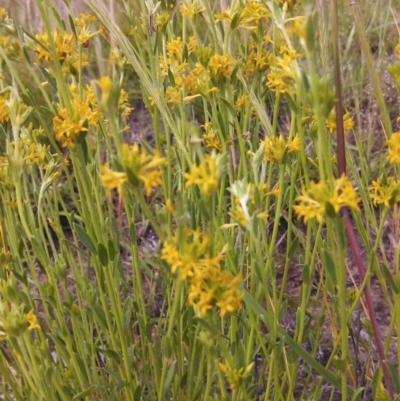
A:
332,0,394,397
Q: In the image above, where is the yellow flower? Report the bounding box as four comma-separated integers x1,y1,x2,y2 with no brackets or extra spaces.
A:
53,108,88,148
155,12,170,28
165,199,176,214
230,205,249,227
53,84,101,147
100,143,166,196
208,54,234,80
293,175,360,224
180,3,204,19
166,37,183,61
325,111,354,134
218,361,254,389
235,95,249,112
35,30,76,63
369,176,400,208
0,8,7,22
237,0,270,29
161,230,242,317
94,76,112,104
214,10,231,23
202,123,223,152
161,242,182,274
26,310,41,331
0,93,10,124
165,86,181,105
184,153,222,195
387,132,400,164
261,134,300,164
99,166,128,194
266,52,297,94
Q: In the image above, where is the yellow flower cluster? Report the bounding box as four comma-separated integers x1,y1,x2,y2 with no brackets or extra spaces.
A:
218,361,254,389
159,35,237,104
0,303,40,340
261,134,300,164
386,132,400,164
0,9,20,60
0,93,10,124
266,47,301,94
180,2,204,19
93,76,132,117
369,176,400,208
202,122,223,152
34,14,102,75
161,230,242,317
325,111,355,134
208,54,234,81
0,156,10,189
184,153,222,195
214,0,270,30
100,143,166,196
53,84,101,148
293,175,360,224
11,138,50,172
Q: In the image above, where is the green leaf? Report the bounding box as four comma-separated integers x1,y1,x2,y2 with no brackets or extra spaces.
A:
322,249,337,289
193,316,219,336
302,264,310,285
20,91,35,107
73,384,97,400
305,14,315,53
180,371,188,389
74,224,97,254
350,388,366,401
387,361,400,393
21,28,49,52
164,361,176,395
68,14,78,39
108,239,116,261
80,135,89,164
97,242,109,267
133,385,142,401
31,237,49,269
101,348,121,364
220,98,237,118
51,6,65,28
40,105,57,119
182,44,188,62
230,12,240,30
103,368,124,384
167,68,175,86
162,335,173,359
93,304,108,330
287,236,299,259
382,263,398,294
38,64,57,93
122,298,133,336
129,223,136,244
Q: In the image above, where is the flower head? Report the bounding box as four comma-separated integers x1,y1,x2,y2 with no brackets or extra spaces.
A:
293,175,360,224
100,143,166,196
369,176,400,208
218,361,254,389
325,111,354,134
261,134,300,164
387,132,400,164
161,230,242,317
184,153,223,195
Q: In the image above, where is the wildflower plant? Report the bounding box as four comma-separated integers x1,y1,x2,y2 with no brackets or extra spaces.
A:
0,0,399,400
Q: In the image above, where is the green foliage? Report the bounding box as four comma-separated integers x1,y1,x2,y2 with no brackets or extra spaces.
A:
0,0,400,400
